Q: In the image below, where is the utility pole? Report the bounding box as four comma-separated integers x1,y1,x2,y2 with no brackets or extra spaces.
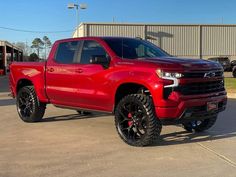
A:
68,2,87,37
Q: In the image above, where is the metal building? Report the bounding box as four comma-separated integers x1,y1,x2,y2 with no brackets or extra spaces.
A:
0,40,23,75
73,23,236,60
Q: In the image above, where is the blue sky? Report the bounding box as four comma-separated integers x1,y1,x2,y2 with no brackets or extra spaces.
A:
0,0,236,44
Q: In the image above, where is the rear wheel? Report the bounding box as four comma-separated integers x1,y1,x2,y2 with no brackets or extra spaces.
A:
182,116,217,132
16,86,46,122
115,94,162,146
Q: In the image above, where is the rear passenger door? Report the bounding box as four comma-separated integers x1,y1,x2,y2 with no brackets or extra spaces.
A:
46,40,82,106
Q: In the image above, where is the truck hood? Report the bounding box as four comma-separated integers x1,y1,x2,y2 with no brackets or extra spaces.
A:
123,57,222,71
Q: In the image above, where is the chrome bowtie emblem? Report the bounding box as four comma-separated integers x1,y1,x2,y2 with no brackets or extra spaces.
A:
204,71,216,78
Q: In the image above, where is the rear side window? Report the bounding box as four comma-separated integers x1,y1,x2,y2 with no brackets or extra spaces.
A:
55,41,80,64
80,40,107,64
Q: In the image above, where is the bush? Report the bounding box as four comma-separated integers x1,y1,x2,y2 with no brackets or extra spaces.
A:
29,53,39,61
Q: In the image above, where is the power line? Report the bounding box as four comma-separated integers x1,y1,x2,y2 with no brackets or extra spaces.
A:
0,26,74,33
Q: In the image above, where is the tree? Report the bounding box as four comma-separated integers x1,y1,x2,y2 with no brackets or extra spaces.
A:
42,36,52,59
29,53,39,61
31,38,44,57
14,42,32,56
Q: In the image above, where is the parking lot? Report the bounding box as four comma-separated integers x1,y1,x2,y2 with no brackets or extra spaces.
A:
0,75,236,177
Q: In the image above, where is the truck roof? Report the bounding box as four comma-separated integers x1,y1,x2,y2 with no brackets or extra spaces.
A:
55,36,139,43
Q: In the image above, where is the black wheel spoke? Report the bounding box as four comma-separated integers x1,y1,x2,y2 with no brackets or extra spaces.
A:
128,102,133,113
120,118,131,124
18,98,25,106
118,109,131,124
119,109,128,119
136,125,145,136
123,105,130,112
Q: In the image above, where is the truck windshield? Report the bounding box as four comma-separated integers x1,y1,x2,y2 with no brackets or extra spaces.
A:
103,38,169,59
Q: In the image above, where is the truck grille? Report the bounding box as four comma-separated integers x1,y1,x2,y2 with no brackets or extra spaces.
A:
183,70,223,78
175,80,225,95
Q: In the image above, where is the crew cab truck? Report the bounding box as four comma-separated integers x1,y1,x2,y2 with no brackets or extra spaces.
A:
9,37,227,146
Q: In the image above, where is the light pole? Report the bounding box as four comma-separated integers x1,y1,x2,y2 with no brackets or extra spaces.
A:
68,2,87,37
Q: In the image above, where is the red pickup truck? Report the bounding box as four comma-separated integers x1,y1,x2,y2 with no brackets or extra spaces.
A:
9,37,227,146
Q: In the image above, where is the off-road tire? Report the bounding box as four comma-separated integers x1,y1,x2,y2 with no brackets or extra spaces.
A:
115,94,162,146
233,69,236,78
182,116,217,132
16,86,46,122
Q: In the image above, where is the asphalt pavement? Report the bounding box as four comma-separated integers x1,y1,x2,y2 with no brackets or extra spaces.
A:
0,75,236,177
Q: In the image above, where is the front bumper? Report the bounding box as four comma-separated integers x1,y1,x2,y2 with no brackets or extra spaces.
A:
155,93,227,120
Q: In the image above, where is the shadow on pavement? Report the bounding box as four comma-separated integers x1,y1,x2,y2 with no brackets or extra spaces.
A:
40,99,236,146
157,129,236,146
154,98,236,146
0,76,10,93
42,112,111,122
0,98,15,106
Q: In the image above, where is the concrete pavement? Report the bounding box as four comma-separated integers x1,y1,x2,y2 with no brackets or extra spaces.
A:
0,75,236,177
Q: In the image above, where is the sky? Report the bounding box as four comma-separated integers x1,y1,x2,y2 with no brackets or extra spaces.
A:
1,0,236,45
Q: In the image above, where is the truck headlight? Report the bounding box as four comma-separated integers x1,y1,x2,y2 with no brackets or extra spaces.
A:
156,69,183,79
156,69,183,88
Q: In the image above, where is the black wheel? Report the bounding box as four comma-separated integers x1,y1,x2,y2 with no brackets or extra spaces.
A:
233,69,236,78
115,94,162,146
182,116,217,132
76,110,91,115
16,86,46,122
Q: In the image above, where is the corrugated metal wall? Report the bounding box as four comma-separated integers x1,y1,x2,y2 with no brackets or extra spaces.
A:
76,23,236,59
202,25,236,57
146,25,200,57
86,24,146,39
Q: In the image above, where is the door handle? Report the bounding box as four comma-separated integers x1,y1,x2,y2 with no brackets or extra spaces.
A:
48,68,54,72
76,69,83,73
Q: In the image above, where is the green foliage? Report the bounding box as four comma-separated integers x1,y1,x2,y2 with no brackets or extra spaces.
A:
225,77,236,93
29,53,39,61
31,36,52,59
43,36,52,47
42,36,52,59
31,38,44,57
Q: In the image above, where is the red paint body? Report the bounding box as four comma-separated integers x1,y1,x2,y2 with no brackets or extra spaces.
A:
9,37,227,120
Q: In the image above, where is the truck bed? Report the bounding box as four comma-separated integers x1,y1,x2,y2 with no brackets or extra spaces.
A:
9,61,48,102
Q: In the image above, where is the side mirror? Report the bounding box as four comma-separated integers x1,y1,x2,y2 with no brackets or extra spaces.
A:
90,55,110,68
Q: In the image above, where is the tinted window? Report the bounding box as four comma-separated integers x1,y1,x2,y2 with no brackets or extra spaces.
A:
55,41,79,64
104,38,169,59
219,58,230,62
80,40,107,64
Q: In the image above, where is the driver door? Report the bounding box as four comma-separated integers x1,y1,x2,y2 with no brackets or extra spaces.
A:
72,40,113,112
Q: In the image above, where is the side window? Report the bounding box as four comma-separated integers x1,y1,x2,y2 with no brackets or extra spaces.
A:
55,41,79,64
80,40,107,64
136,44,145,57
136,44,165,58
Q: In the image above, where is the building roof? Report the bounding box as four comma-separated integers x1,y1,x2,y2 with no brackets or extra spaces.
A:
79,22,236,27
0,40,23,52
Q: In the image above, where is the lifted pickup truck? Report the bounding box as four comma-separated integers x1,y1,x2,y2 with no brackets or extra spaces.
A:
9,37,227,146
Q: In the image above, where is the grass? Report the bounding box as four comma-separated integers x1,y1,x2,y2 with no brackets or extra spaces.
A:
224,77,236,93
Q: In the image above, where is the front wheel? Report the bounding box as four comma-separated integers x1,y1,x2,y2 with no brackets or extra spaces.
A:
115,94,162,146
16,86,46,122
182,116,217,132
